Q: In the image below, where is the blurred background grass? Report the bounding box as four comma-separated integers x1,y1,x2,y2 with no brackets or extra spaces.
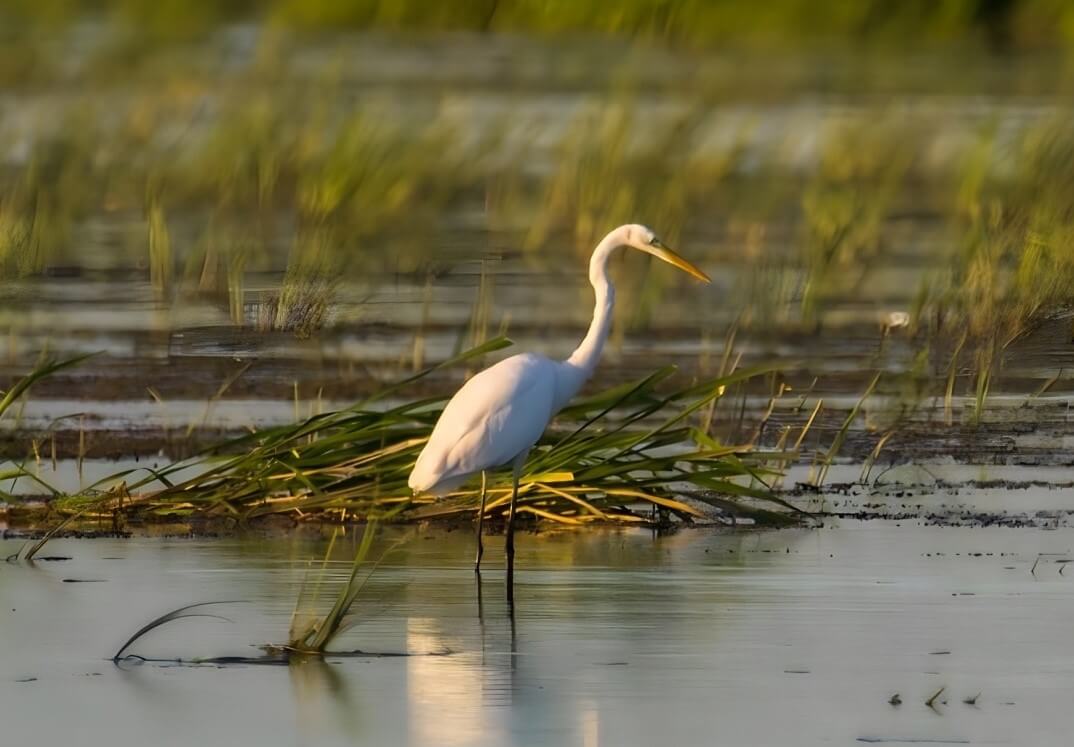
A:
3,0,1074,408
5,0,1074,48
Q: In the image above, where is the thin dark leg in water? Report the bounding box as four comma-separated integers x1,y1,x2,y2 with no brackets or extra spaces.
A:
476,565,485,623
474,470,488,573
505,455,524,605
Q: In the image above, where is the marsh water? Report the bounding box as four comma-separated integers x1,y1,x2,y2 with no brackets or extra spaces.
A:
6,30,1074,746
3,515,1074,747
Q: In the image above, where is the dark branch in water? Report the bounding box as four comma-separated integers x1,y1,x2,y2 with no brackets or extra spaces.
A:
111,601,243,663
114,648,451,667
111,595,449,667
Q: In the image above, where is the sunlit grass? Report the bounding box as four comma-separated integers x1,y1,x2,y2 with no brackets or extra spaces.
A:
915,119,1074,419
799,117,915,323
2,22,1074,429
26,339,802,528
110,523,413,662
286,522,384,654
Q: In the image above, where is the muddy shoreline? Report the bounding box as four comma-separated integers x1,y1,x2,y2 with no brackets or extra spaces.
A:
6,477,1074,536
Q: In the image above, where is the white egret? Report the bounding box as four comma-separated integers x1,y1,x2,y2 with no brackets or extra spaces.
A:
408,224,710,597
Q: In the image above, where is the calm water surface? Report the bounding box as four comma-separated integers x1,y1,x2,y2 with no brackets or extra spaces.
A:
2,521,1072,746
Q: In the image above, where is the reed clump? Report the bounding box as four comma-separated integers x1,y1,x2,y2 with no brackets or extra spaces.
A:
799,117,915,323
286,522,385,654
917,120,1074,419
36,340,801,528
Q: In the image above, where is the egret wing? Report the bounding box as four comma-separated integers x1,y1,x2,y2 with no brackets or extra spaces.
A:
409,354,558,494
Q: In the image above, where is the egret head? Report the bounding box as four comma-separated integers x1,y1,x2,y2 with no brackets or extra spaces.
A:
622,224,711,283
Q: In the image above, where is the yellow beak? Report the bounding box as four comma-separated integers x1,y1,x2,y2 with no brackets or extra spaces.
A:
648,241,711,283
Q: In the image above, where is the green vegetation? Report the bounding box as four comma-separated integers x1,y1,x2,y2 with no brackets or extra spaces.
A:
132,357,791,525
1,5,1074,443
3,82,1074,422
286,522,384,654
798,118,916,323
2,341,798,528
916,119,1074,419
5,1,1074,50
110,524,418,662
1,21,1072,361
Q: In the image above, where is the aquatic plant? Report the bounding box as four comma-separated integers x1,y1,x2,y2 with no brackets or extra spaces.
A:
110,531,379,661
810,371,881,487
111,523,432,663
917,119,1074,422
147,199,173,299
799,117,914,324
286,522,385,653
1,355,96,560
40,339,801,527
0,354,95,423
0,118,100,279
525,101,694,255
256,232,338,337
111,601,240,663
2,27,1073,352
4,15,1074,468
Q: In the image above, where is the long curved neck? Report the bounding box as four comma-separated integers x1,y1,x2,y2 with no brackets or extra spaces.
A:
565,230,621,376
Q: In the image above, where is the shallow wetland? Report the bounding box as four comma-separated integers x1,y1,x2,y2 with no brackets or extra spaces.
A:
5,516,1074,746
4,13,1074,746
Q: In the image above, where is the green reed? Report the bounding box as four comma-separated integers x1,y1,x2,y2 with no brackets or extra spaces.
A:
32,338,803,528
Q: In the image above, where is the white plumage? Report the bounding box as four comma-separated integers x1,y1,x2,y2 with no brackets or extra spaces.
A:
408,353,560,495
407,223,710,593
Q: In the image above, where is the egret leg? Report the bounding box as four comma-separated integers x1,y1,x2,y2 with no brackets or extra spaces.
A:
505,455,525,604
474,470,488,573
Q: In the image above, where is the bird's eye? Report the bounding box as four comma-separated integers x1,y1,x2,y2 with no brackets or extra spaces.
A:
648,237,661,247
